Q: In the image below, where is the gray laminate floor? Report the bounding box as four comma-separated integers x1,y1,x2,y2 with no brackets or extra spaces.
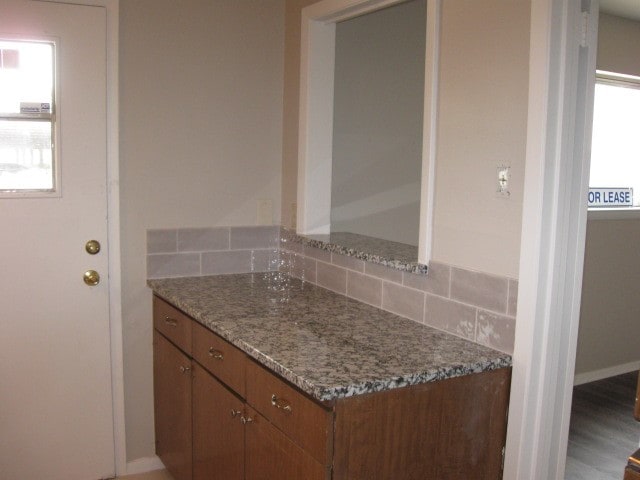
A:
565,371,639,480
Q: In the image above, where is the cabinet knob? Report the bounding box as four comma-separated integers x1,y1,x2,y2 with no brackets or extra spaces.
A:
164,317,178,327
271,394,292,413
208,347,224,360
241,415,254,425
179,365,191,374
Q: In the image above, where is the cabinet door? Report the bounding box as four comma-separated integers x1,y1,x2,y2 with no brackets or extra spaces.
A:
154,331,193,480
245,407,329,480
193,363,245,480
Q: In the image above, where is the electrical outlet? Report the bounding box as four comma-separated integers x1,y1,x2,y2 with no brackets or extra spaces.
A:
497,166,510,197
257,199,273,225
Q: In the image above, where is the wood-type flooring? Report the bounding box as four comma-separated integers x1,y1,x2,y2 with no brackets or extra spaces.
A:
566,371,639,480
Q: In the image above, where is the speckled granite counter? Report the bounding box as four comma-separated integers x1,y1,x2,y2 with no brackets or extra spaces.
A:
282,229,428,274
148,273,511,402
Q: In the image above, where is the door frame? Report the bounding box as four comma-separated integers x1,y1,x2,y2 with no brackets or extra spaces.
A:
35,0,125,475
504,0,599,478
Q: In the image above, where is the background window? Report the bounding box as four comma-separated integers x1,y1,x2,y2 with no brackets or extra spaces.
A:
589,72,640,208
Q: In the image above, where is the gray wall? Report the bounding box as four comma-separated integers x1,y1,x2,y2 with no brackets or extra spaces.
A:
330,0,425,246
574,13,640,380
119,0,284,461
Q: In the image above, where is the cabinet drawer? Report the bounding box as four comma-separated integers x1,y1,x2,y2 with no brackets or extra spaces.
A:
153,296,192,355
246,361,332,465
193,321,246,397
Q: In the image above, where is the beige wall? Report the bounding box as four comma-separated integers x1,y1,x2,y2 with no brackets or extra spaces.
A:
282,0,530,278
574,13,640,379
431,0,530,278
119,0,284,460
576,217,640,376
597,13,640,77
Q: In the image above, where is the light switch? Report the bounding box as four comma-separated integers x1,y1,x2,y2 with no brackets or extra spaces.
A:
497,166,510,197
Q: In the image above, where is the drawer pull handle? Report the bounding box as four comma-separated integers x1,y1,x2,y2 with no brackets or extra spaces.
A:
179,365,191,374
164,317,178,327
271,394,292,413
231,409,242,418
241,415,254,425
208,348,224,360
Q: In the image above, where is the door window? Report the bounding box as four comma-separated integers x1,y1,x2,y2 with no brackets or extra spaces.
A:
0,40,56,194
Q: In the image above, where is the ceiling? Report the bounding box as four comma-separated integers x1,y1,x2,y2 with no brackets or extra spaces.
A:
600,0,640,22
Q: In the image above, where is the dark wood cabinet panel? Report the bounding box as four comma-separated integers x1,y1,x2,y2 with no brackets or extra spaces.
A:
153,330,192,480
192,363,244,480
333,368,510,480
244,407,330,480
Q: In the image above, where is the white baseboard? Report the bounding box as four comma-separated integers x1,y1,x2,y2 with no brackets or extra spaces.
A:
125,455,165,475
574,360,640,386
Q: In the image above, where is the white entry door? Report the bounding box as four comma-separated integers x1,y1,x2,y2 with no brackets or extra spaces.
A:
0,2,115,479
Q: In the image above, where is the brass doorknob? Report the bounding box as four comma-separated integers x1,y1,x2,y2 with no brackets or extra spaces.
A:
83,270,100,286
85,240,101,255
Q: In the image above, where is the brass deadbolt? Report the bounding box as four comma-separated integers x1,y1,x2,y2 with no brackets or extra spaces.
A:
85,240,101,255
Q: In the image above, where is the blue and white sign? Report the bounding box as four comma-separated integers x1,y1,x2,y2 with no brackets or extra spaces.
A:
588,188,633,207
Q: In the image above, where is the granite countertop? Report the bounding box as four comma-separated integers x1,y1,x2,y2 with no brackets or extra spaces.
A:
282,229,429,274
148,273,511,402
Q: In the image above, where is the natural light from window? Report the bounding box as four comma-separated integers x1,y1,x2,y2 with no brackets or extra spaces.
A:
589,73,640,209
0,40,55,193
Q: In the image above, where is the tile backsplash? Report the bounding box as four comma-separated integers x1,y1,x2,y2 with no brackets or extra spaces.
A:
147,225,517,354
147,226,280,279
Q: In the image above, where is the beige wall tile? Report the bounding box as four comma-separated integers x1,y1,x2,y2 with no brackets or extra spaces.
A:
316,261,347,294
230,226,280,249
508,279,518,317
450,267,508,313
476,310,515,354
177,227,229,252
403,261,450,297
202,250,252,275
291,253,317,283
251,249,280,272
147,229,177,254
304,244,332,262
347,271,382,307
382,282,424,323
332,252,365,272
364,261,403,284
281,238,304,254
424,294,476,340
147,253,200,278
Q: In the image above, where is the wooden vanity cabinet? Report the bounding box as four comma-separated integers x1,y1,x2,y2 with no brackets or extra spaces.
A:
192,362,244,480
153,295,510,480
153,330,192,480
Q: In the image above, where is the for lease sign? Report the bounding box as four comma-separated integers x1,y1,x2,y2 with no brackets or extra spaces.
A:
588,188,633,207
